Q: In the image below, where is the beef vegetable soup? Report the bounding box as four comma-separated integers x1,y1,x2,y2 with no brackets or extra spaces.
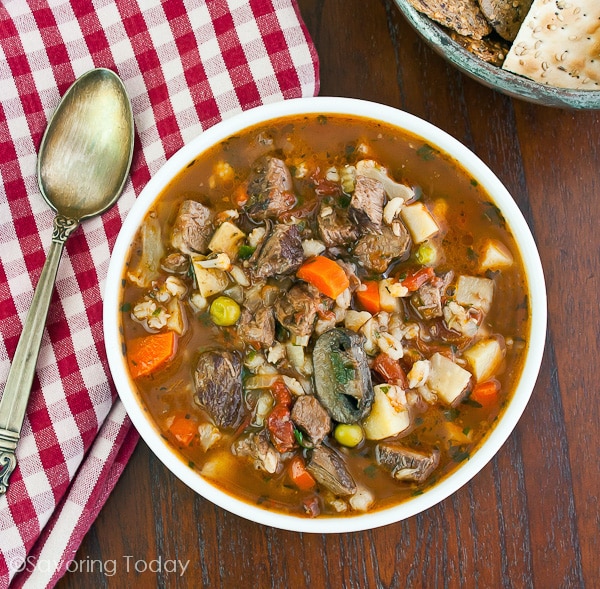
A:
120,114,530,518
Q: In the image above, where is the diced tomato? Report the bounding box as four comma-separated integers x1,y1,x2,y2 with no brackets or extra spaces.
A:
372,353,408,387
266,404,296,453
302,495,320,517
271,379,293,407
401,267,435,291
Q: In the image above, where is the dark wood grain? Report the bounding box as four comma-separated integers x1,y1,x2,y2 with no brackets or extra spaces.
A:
56,1,600,587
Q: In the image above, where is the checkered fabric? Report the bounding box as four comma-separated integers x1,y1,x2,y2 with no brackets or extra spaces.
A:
0,1,319,587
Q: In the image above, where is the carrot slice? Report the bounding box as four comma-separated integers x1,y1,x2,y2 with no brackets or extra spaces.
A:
296,256,349,299
355,280,381,314
470,379,500,407
289,456,316,491
168,414,197,447
127,331,177,379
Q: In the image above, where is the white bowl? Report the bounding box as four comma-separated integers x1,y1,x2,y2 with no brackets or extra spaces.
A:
104,97,547,533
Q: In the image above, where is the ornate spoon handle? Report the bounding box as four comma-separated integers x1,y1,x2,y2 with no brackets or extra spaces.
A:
0,214,78,494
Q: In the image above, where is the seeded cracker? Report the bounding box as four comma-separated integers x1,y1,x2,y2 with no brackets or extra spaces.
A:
406,0,493,40
449,31,511,65
478,0,534,41
502,0,600,89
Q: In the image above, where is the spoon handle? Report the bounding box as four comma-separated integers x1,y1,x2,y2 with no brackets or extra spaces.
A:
0,214,78,494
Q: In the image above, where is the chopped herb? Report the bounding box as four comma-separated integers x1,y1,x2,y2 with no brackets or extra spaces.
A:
417,144,438,161
411,489,424,497
294,428,313,448
120,302,131,313
188,460,195,468
462,398,483,408
470,179,479,187
467,247,478,261
449,446,470,463
363,464,378,478
330,351,356,384
444,408,460,421
238,244,256,259
317,115,328,125
482,201,506,228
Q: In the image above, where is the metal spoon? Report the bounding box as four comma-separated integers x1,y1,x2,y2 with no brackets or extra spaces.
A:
0,68,134,494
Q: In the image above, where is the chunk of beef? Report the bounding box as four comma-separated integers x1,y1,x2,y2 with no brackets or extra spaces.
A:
238,305,275,349
194,350,242,428
349,175,385,229
317,202,360,247
171,200,213,255
161,252,190,274
291,395,332,447
274,283,320,343
376,442,440,483
253,224,303,279
353,224,411,273
412,271,454,320
306,445,356,497
244,156,296,221
232,429,280,474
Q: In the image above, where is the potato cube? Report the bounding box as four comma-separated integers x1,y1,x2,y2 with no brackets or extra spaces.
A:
400,202,439,243
192,258,229,298
363,384,410,440
455,275,494,314
379,278,401,313
479,239,514,271
427,353,472,406
463,337,505,382
208,221,246,259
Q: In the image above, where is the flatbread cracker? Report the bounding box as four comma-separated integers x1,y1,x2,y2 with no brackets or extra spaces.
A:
406,0,493,40
449,30,511,65
502,0,600,89
478,0,534,41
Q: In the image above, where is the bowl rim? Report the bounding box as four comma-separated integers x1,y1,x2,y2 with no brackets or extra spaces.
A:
393,0,600,110
104,96,547,533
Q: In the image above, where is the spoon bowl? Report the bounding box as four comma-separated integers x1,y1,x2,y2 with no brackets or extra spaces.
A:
0,68,134,494
38,69,134,220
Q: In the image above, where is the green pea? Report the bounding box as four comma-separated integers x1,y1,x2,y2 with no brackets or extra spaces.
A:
334,423,364,448
209,296,241,326
415,241,437,265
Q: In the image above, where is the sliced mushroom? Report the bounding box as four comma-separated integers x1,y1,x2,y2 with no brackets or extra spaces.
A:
306,445,356,496
376,442,440,483
194,350,243,428
312,328,374,424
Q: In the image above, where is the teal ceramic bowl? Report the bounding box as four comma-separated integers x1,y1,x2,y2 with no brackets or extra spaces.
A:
394,0,600,109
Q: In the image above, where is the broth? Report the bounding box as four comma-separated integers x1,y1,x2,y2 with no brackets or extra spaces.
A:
119,114,530,517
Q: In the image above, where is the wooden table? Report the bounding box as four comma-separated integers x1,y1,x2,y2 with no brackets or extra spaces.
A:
58,1,600,587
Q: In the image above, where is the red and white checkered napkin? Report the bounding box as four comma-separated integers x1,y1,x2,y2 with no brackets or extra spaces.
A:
0,1,318,586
